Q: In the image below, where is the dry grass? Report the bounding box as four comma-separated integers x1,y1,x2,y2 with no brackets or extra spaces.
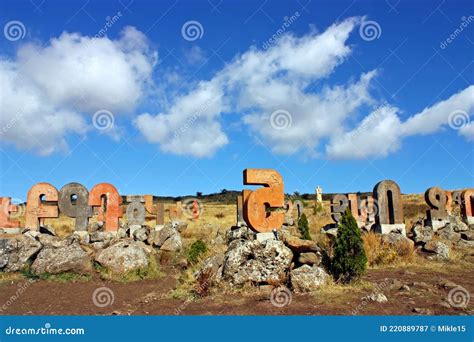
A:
363,232,415,267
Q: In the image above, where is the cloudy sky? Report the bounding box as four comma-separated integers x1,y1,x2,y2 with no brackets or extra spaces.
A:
0,0,473,199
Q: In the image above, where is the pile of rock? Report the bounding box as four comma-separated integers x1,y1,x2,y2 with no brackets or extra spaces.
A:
196,224,330,293
411,214,473,260
0,220,186,275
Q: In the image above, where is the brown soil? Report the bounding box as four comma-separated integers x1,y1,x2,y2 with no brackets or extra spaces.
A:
0,263,472,316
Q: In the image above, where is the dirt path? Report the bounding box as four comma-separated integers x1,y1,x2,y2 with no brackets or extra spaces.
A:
0,265,472,315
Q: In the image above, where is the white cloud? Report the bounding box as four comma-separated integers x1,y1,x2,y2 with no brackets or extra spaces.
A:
136,17,368,157
0,26,157,155
326,86,474,159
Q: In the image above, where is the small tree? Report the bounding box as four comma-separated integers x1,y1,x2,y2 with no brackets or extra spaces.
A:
298,213,311,240
187,240,207,264
331,208,367,283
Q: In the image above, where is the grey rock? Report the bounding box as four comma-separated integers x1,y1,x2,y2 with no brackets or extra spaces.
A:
222,239,293,286
447,215,469,232
226,226,256,244
38,234,68,248
95,240,149,274
195,253,225,284
424,241,450,260
457,239,474,248
90,231,114,243
71,231,90,244
31,243,91,274
436,226,461,243
0,235,42,272
133,226,149,242
381,232,415,249
170,221,187,233
290,265,329,293
160,233,182,252
412,224,433,244
368,292,388,303
298,252,321,266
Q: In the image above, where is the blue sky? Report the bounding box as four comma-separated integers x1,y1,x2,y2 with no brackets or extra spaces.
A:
0,0,473,200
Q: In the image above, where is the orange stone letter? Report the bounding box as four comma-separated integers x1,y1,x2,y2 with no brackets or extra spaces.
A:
88,183,123,232
25,182,59,230
242,169,284,232
0,197,21,229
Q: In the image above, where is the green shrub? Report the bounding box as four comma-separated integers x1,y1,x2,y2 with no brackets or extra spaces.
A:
297,213,311,240
331,208,367,283
187,240,207,264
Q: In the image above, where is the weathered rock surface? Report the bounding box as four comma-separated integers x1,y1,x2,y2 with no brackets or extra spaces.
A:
290,265,328,293
297,252,321,266
95,240,150,273
160,233,182,252
281,232,319,253
0,235,42,272
195,253,225,284
412,224,433,244
226,226,256,244
424,241,450,260
381,232,415,249
222,239,293,286
31,242,91,274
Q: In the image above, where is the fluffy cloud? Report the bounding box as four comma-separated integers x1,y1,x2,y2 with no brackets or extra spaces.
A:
136,17,368,157
327,86,474,159
0,26,157,155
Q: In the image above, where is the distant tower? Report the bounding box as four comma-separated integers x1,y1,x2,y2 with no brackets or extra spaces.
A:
316,186,323,204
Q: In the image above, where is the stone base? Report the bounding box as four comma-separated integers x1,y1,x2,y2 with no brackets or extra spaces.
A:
0,227,22,234
256,232,275,242
424,219,449,232
374,224,406,236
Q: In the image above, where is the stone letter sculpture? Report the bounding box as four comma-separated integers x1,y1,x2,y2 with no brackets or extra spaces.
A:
236,195,244,226
88,183,122,232
126,195,146,226
424,187,448,229
331,194,349,223
25,182,59,230
58,183,91,231
242,169,284,232
461,189,474,225
0,197,20,230
373,180,405,235
144,195,164,225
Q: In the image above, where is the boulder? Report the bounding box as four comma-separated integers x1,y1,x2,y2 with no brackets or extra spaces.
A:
298,252,321,266
436,226,461,243
222,239,293,286
170,221,188,233
71,231,90,244
31,242,91,274
133,226,149,242
424,241,450,260
226,226,256,244
95,240,149,274
90,231,115,243
457,239,474,248
381,232,415,249
290,265,328,293
38,234,68,248
412,224,433,244
320,225,338,237
446,215,468,232
0,234,42,272
160,233,182,252
281,232,319,253
194,253,225,284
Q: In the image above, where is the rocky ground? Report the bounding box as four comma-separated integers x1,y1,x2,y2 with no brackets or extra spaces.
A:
0,262,472,315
